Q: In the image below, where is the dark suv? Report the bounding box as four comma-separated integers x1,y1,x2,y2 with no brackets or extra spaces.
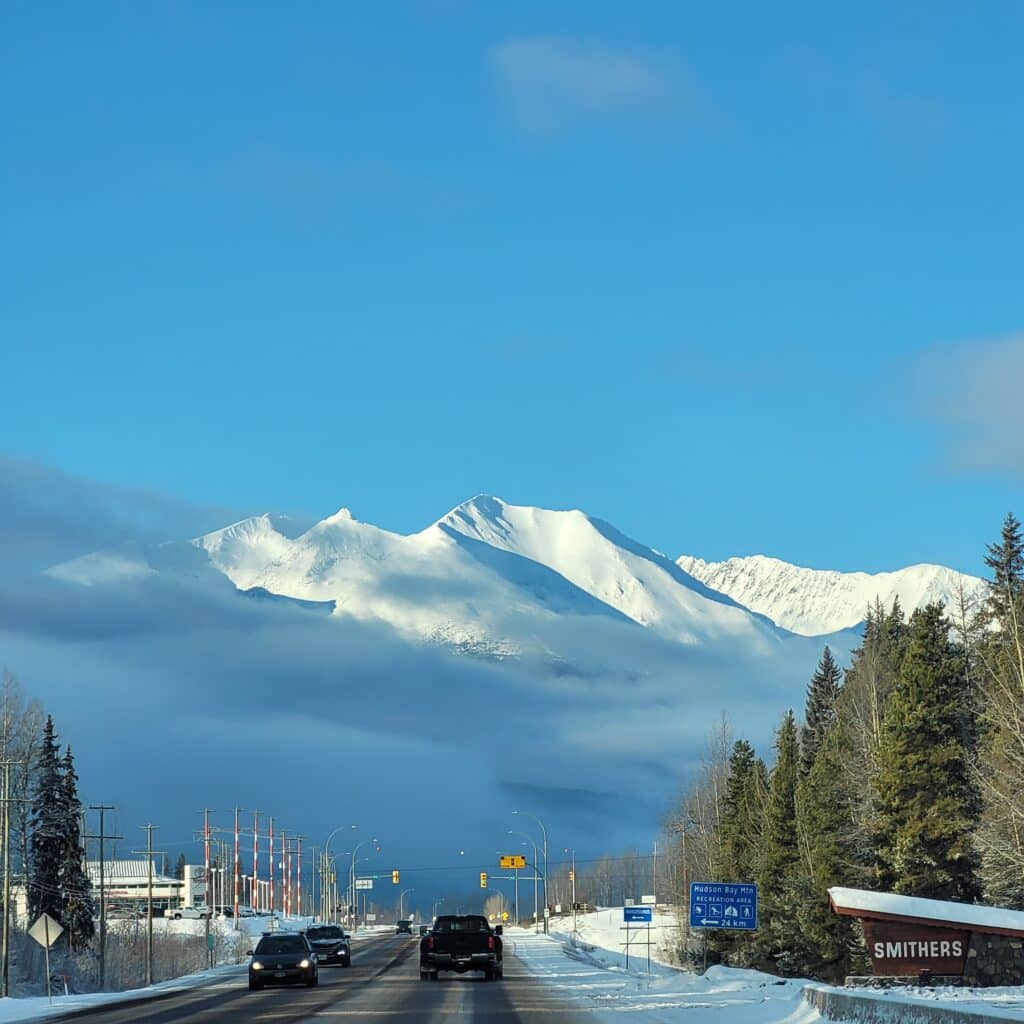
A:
395,919,413,934
304,924,351,967
248,932,318,990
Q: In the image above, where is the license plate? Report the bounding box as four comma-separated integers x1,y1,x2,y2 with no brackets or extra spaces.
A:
274,971,286,978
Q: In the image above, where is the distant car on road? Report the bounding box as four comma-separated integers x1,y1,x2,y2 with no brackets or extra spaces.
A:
303,925,351,967
419,924,430,936
395,919,413,934
420,915,503,981
164,906,212,920
248,932,318,990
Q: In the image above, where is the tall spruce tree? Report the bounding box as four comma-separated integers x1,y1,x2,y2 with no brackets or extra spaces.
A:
757,711,801,969
60,748,94,950
792,720,865,979
801,647,842,777
872,603,981,900
984,512,1024,627
28,715,65,924
174,852,187,880
716,740,760,882
711,740,767,966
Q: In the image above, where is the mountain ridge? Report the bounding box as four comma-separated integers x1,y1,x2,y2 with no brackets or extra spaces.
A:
676,552,987,637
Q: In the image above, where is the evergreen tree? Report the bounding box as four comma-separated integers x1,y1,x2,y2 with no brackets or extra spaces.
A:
715,741,760,882
59,748,94,950
984,512,1024,627
872,603,981,900
757,712,801,970
174,853,187,880
791,721,865,979
712,740,766,966
801,647,842,777
28,715,65,924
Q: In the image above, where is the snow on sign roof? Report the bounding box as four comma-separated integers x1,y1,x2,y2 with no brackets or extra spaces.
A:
829,887,1024,937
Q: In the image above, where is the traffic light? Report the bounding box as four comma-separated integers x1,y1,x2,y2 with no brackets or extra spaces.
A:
479,872,487,888
392,870,400,884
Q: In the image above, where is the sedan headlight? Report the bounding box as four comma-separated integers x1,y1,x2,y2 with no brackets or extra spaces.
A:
251,961,264,971
298,959,311,969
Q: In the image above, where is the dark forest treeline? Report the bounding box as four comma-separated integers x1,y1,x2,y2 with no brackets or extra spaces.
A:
666,513,1024,981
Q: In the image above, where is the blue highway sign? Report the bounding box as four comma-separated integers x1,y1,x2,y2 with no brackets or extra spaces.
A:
624,906,653,923
689,882,758,931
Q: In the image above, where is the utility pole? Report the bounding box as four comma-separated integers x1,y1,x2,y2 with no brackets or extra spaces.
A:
85,805,122,990
1,759,22,999
233,808,242,928
295,836,304,920
281,827,288,917
138,825,159,986
269,818,275,917
252,810,260,914
200,809,213,966
567,847,576,936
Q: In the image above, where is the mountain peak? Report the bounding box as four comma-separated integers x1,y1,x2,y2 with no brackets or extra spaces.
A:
677,553,987,636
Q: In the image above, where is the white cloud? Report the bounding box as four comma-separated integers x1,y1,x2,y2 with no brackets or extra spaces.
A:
910,333,1024,476
490,36,686,137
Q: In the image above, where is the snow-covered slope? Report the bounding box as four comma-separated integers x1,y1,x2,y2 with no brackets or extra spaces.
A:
440,496,781,647
189,496,783,652
675,554,986,637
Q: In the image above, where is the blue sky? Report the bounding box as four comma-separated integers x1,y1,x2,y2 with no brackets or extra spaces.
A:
3,1,1023,574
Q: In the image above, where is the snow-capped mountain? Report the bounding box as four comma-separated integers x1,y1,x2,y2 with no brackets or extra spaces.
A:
193,496,783,653
675,554,987,637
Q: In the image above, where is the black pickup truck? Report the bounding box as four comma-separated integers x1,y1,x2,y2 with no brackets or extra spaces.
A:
419,915,503,981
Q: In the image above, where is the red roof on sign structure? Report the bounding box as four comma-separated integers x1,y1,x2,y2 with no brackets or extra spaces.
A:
829,887,1024,938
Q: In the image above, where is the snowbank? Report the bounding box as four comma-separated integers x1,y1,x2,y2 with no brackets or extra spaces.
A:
515,908,1024,1022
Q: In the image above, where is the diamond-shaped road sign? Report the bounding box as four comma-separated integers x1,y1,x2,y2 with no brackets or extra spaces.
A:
28,913,63,948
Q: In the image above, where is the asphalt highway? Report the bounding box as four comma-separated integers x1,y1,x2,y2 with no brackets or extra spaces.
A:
50,933,591,1023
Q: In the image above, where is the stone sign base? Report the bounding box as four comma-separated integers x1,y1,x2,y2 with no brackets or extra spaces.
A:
845,975,967,989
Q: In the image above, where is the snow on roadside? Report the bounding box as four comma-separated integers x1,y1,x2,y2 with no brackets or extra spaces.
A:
510,927,819,1023
0,918,385,1023
517,909,1024,1023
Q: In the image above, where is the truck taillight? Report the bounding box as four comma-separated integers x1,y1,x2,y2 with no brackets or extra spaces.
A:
488,935,494,950
427,936,434,950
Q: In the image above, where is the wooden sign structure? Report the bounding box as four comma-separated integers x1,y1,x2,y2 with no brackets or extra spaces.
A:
830,886,1024,984
860,919,969,977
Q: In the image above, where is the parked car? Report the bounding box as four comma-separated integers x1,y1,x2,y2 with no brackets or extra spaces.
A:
395,919,413,934
164,906,212,920
420,915,503,981
303,925,351,967
248,932,318,990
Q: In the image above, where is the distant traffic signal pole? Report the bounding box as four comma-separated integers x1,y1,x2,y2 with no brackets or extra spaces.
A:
513,810,549,933
509,830,540,932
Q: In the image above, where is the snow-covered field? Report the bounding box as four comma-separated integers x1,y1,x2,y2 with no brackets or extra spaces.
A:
0,918,389,1023
513,909,1024,1023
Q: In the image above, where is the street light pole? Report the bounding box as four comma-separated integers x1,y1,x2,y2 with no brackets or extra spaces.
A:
323,825,357,923
509,829,540,932
399,888,415,921
432,897,445,921
349,838,378,933
512,810,549,933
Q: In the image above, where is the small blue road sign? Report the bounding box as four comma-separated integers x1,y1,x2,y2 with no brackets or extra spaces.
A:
624,906,653,923
689,882,758,931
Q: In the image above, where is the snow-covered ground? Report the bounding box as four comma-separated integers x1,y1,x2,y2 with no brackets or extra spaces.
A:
514,909,1024,1022
511,924,816,1023
0,918,389,1023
